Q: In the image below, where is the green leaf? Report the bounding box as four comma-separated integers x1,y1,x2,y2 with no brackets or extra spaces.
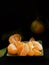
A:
0,48,7,57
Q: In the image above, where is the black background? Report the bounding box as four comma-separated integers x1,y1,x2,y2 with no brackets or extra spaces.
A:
0,1,49,48
0,1,49,64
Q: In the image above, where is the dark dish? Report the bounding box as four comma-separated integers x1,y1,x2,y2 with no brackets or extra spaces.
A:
0,34,44,57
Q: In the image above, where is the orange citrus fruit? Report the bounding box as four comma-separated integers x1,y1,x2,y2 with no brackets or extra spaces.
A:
8,43,17,55
15,41,25,55
27,41,34,56
32,41,43,50
29,37,35,41
33,49,41,56
9,34,22,44
19,43,29,56
31,20,45,34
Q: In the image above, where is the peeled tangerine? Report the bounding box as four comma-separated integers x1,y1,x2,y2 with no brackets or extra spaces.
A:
14,41,25,55
19,43,29,56
32,41,43,50
27,41,34,56
27,41,42,56
7,40,43,56
33,49,41,56
14,41,23,48
29,37,35,41
8,43,17,55
9,34,22,44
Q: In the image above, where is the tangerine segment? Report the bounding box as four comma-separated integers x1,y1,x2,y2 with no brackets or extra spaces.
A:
14,41,23,48
32,41,43,50
27,41,34,49
27,41,34,56
13,34,22,41
8,43,17,55
28,50,34,56
16,42,25,55
9,34,22,44
19,44,29,56
29,37,35,41
9,35,16,44
33,49,41,56
14,41,25,55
